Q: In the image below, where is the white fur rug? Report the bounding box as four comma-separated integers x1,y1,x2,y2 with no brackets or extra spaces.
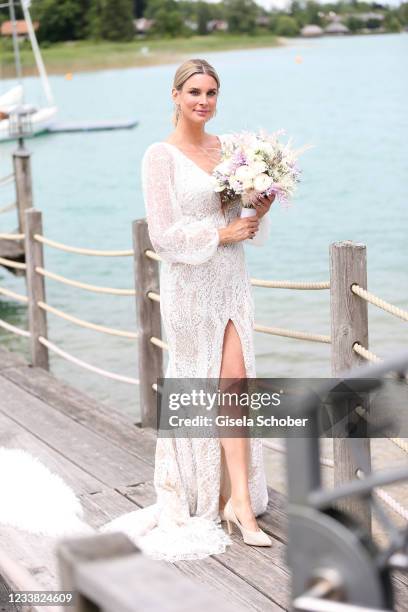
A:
0,448,95,537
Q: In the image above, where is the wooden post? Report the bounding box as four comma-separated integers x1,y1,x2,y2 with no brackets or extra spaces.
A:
329,240,371,533
25,209,49,370
133,219,163,429
13,147,33,234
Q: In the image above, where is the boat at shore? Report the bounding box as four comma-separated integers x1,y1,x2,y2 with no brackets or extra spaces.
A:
0,0,57,141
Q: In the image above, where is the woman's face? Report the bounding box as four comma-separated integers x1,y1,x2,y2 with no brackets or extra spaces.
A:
173,73,219,124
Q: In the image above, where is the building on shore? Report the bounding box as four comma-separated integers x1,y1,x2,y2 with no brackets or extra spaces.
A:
300,24,324,37
325,22,350,35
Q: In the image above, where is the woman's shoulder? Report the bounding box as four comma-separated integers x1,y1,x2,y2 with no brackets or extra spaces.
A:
142,141,173,166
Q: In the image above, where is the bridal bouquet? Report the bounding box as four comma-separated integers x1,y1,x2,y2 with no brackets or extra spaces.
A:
211,129,310,218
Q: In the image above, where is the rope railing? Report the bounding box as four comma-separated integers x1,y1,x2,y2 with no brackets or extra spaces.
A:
145,249,161,262
0,232,25,240
37,301,139,339
353,343,383,363
0,202,16,214
147,291,330,344
251,279,330,290
150,336,169,350
263,440,408,522
262,439,334,468
0,318,30,338
0,286,28,303
352,284,408,323
34,234,134,257
35,267,136,296
38,336,139,385
254,323,331,344
0,256,26,270
147,290,160,303
0,173,15,187
145,249,331,290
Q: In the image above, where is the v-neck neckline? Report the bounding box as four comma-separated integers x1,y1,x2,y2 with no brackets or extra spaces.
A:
161,135,223,178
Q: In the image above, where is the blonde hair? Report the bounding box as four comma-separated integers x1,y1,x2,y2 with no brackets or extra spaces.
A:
172,58,220,127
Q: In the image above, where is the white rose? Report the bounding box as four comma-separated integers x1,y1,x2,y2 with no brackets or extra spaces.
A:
253,173,273,193
230,175,243,191
250,160,267,175
242,179,254,190
235,165,253,182
215,160,233,175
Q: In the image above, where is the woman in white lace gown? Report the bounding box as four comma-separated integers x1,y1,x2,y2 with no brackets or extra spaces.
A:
102,59,275,561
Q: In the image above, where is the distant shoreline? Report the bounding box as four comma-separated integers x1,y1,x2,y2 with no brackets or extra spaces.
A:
1,34,285,77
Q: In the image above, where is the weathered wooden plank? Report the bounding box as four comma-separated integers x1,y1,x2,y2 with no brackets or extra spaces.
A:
0,411,106,494
117,480,289,609
0,376,152,487
81,488,284,611
1,365,157,463
0,348,27,371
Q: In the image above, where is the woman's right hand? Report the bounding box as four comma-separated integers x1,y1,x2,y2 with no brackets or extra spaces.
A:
218,216,259,245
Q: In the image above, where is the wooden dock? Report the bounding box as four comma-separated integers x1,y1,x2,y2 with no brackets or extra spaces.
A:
1,346,408,611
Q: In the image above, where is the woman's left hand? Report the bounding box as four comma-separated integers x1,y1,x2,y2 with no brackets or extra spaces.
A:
253,193,276,219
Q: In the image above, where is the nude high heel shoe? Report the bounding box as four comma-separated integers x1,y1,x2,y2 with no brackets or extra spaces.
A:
223,498,272,546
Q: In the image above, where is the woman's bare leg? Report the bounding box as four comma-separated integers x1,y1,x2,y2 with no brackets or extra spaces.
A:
218,319,260,531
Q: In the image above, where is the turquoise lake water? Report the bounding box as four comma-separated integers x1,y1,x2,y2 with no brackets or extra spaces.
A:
1,33,407,419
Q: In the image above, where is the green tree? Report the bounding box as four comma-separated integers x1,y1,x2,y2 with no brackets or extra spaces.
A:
273,15,299,36
384,13,402,32
346,15,363,32
99,0,134,41
196,1,211,35
32,0,90,42
224,0,258,34
304,1,322,26
145,0,187,37
397,2,408,26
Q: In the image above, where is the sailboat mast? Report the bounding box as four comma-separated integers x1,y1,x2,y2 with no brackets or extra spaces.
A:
20,0,54,106
8,0,23,85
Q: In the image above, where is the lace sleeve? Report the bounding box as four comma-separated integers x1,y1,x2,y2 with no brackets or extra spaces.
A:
142,144,220,265
245,213,271,247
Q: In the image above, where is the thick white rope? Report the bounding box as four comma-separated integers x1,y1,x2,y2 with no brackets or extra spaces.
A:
254,323,331,344
145,249,331,290
35,266,136,296
34,234,133,257
356,469,408,522
0,201,16,214
0,232,24,240
148,291,330,343
0,286,28,303
0,318,30,337
145,249,161,262
374,487,408,522
38,336,139,385
262,440,334,468
150,336,169,350
352,284,408,323
37,301,139,339
353,343,383,363
147,291,160,303
0,173,14,186
0,256,26,270
251,278,330,290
